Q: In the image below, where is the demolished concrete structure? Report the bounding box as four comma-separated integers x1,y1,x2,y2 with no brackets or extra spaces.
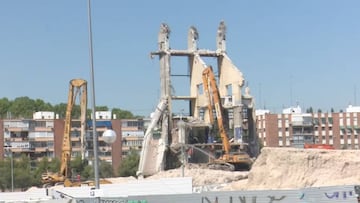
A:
137,21,260,177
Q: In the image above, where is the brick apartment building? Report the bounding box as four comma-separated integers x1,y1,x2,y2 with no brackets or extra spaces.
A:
256,105,360,149
0,111,148,173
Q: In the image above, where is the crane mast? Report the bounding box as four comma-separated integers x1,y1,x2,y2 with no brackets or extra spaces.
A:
60,79,87,178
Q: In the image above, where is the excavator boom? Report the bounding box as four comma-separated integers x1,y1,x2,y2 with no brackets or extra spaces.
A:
60,79,87,177
202,66,252,171
202,67,231,154
42,79,87,187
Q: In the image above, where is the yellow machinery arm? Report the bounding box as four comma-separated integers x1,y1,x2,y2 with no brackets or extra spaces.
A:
202,66,252,171
202,66,231,155
41,79,87,187
60,79,87,178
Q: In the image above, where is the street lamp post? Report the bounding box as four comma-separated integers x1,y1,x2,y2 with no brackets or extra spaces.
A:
86,1,117,199
10,150,14,192
86,0,100,191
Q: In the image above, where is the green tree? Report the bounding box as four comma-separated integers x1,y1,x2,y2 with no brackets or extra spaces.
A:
0,158,11,191
32,157,61,187
112,108,135,119
82,165,94,179
96,106,109,111
53,103,67,118
9,97,36,118
34,99,53,112
70,155,88,179
118,149,140,177
306,107,313,113
14,155,33,191
0,98,11,118
99,160,113,178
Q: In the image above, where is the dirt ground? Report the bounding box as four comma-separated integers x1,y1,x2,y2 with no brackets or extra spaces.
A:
134,147,360,191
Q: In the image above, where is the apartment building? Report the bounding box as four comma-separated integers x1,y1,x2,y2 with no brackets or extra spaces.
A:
120,118,148,158
0,111,150,173
256,105,360,149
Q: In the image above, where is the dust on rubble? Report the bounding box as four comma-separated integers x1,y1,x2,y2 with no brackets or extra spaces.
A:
233,147,360,190
145,163,249,187
110,147,360,191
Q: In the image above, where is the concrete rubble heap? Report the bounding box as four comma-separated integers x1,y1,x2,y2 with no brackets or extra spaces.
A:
241,147,360,190
143,147,360,191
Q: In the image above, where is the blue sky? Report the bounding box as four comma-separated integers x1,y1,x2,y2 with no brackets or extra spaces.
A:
0,1,359,116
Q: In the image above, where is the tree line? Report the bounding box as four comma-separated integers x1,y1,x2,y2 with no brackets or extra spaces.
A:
0,97,140,119
0,150,140,191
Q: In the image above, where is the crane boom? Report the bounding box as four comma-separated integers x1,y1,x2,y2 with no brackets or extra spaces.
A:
202,66,231,155
41,79,87,187
60,79,87,178
202,66,252,171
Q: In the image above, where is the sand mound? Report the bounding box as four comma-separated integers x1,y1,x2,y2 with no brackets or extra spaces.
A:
237,147,360,190
146,164,249,187
110,147,360,191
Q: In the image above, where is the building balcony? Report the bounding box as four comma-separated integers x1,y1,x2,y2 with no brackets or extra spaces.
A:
291,121,313,126
8,137,30,142
10,147,35,153
292,132,314,136
34,127,54,131
6,127,31,132
34,147,52,153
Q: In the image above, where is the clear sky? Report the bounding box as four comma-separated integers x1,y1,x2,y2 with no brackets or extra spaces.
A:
0,1,359,116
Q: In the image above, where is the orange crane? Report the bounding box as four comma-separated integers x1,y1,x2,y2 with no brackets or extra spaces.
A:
202,66,253,171
41,79,87,187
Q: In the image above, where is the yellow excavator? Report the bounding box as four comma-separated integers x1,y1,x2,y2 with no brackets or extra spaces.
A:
41,79,88,187
202,66,253,171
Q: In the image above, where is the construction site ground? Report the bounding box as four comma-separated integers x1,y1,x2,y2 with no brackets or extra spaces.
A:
110,147,360,191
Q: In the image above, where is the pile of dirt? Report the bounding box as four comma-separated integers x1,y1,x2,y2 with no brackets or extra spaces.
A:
146,163,249,187
231,147,360,190
110,147,360,191
144,147,360,190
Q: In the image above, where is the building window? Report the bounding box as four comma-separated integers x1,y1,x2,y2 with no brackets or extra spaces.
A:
347,128,353,134
314,118,320,125
36,121,46,127
321,117,327,125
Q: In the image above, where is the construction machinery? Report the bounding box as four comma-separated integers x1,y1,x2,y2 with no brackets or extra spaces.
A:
202,66,253,171
304,143,335,150
41,79,87,187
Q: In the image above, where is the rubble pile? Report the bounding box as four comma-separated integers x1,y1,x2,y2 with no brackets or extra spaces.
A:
231,147,360,190
145,147,360,191
146,163,249,187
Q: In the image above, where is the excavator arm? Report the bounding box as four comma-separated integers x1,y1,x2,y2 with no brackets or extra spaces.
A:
202,66,252,171
60,79,87,178
202,66,231,155
42,79,87,187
